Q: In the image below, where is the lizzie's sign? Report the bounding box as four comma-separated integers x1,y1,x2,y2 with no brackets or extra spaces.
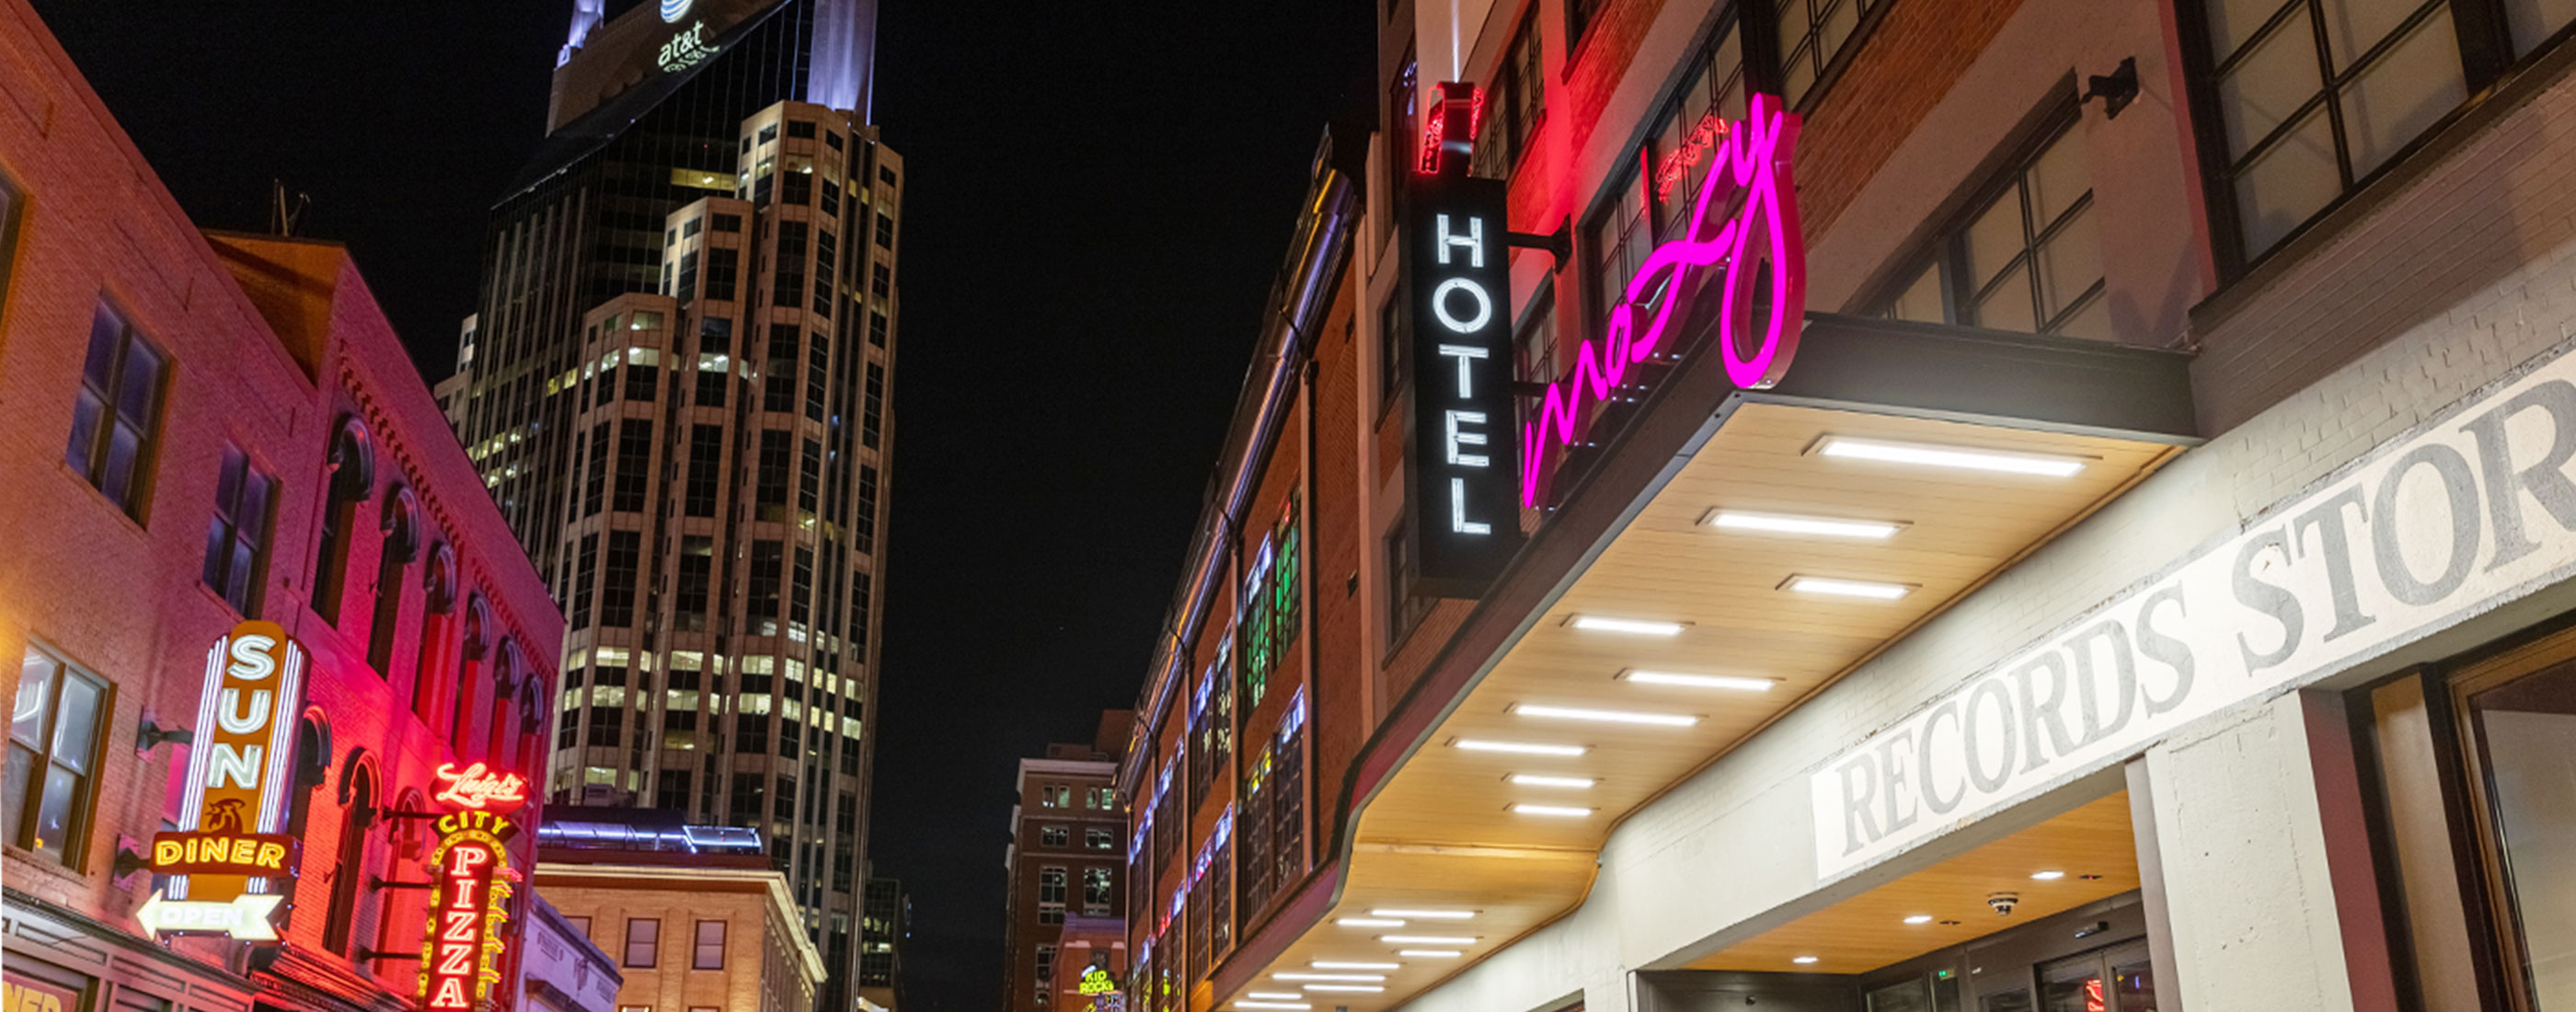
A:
1814,340,2576,876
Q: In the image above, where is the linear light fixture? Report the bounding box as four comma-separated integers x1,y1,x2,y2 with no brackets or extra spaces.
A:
1368,909,1474,920
1301,985,1386,994
1706,510,1904,539
1273,972,1386,982
1336,916,1405,927
1379,935,1477,946
1782,575,1914,600
1620,670,1778,692
1247,993,1305,1001
1398,949,1464,958
2030,870,2066,880
1514,703,1699,727
1793,956,1820,965
1453,739,1587,757
1567,615,1686,636
1311,961,1401,970
1508,774,1596,788
1903,914,1934,925
1815,436,2087,477
1235,1003,1311,1010
1511,803,1594,818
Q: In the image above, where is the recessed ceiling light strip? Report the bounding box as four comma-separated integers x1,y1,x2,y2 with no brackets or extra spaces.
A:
1814,436,2087,477
1507,774,1596,788
1621,670,1777,692
1452,739,1586,756
1705,510,1903,538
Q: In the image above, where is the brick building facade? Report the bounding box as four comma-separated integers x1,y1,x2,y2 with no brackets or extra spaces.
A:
532,810,828,1012
1121,0,2576,1008
1002,714,1130,1012
0,3,568,1012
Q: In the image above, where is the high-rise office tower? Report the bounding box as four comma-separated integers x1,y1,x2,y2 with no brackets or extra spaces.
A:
437,4,898,1008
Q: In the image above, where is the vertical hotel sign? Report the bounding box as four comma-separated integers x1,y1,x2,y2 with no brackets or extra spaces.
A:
1405,80,1525,593
137,621,306,941
420,765,527,1012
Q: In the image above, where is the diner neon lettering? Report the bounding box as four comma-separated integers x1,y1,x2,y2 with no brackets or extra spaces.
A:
1521,94,1806,507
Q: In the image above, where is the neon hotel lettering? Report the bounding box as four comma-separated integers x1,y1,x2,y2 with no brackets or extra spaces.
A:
1522,95,1807,506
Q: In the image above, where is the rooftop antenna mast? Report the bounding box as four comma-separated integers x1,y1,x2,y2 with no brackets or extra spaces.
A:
269,179,309,237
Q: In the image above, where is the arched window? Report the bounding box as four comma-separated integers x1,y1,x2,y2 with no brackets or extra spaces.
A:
366,489,422,675
375,787,430,963
312,420,375,624
284,713,331,840
412,545,459,725
517,678,546,776
323,758,377,954
451,596,490,750
486,639,521,765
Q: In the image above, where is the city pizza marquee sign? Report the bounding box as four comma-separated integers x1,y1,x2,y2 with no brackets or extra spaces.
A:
420,764,530,1012
139,621,308,942
1814,339,2576,875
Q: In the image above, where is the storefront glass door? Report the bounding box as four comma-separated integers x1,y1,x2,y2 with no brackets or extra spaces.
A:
1972,940,2155,1012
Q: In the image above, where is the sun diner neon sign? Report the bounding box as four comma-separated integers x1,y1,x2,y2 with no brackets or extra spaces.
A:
1522,94,1806,507
139,622,307,943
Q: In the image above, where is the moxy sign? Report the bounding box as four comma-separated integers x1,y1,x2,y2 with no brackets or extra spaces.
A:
1522,96,1807,507
141,622,307,942
1405,81,1524,593
421,806,522,1012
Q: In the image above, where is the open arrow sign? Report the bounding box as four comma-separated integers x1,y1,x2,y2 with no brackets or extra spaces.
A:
136,890,284,941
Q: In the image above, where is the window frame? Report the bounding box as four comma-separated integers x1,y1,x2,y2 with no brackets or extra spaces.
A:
623,916,661,968
64,301,170,521
1474,6,1550,180
6,643,111,868
1867,91,2107,338
202,444,279,615
2173,0,2566,286
2343,615,2576,1012
693,919,728,970
0,169,24,318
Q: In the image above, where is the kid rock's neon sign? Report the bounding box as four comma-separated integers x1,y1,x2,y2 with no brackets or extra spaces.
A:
1522,95,1806,506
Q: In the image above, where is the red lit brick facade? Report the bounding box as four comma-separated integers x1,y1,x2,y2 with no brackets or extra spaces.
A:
0,5,566,1011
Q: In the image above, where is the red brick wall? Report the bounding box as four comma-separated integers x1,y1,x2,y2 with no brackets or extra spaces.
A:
0,4,561,1005
1792,0,2030,238
1309,270,1368,862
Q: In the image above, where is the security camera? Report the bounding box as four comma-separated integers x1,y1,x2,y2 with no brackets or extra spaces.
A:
1986,891,2019,915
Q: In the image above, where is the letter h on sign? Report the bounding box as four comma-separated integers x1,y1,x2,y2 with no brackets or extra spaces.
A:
1403,81,1525,595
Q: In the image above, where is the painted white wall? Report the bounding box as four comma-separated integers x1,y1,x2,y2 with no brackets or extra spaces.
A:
2145,696,2357,1012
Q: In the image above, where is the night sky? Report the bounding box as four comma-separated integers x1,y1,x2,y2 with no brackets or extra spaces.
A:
30,2,1377,1009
